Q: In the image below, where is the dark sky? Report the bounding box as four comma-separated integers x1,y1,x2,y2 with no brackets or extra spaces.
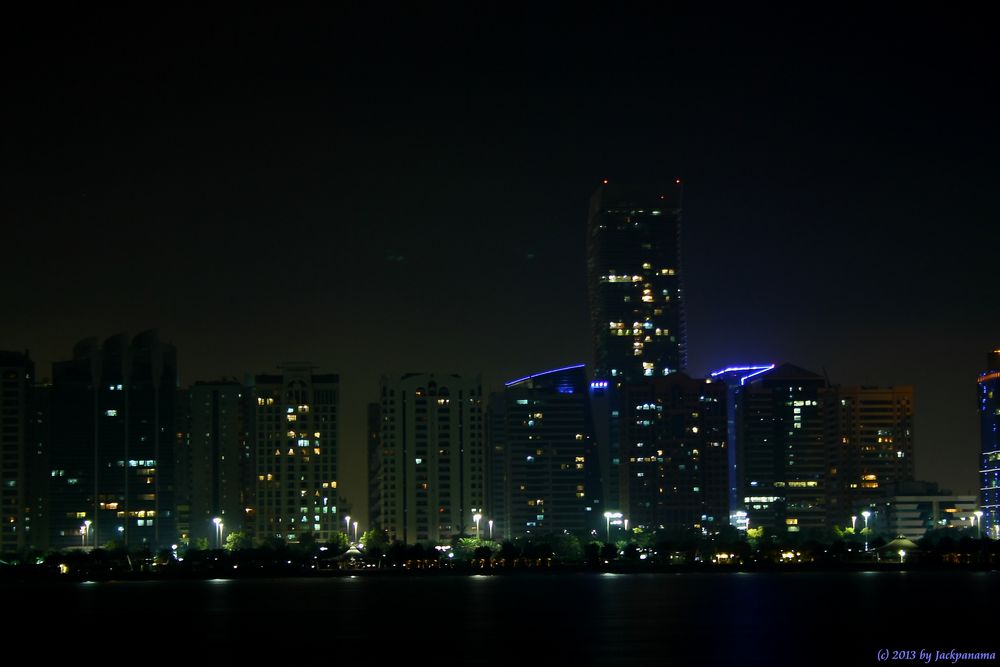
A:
2,5,997,524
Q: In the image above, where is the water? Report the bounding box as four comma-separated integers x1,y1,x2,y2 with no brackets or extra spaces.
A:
5,572,996,665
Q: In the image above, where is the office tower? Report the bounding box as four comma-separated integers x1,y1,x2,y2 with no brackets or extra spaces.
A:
825,385,915,528
979,350,1000,539
489,365,598,540
367,402,381,535
587,181,686,382
178,381,250,546
377,374,485,543
0,351,33,554
250,365,340,544
620,373,728,533
48,332,177,548
586,181,685,512
709,364,775,524
736,364,828,533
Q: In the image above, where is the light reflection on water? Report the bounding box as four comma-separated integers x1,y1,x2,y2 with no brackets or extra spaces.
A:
5,571,996,665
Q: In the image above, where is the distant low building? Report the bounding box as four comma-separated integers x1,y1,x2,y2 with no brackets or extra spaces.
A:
876,482,978,541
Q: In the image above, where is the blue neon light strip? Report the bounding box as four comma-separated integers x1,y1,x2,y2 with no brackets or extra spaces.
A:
709,364,776,386
505,364,586,387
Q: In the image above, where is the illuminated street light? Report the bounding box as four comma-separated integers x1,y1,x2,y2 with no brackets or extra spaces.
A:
84,519,92,547
353,521,358,543
862,511,871,553
604,512,612,543
80,524,86,547
975,511,984,539
488,519,494,540
213,517,223,549
473,513,482,539
851,515,857,532
345,514,351,538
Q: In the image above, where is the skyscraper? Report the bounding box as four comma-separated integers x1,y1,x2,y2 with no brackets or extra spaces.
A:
709,364,775,523
488,364,598,540
587,181,686,383
250,365,340,544
177,380,251,545
376,374,485,543
620,374,728,532
825,385,915,528
978,350,1000,539
587,181,685,512
0,351,33,554
736,364,827,533
48,332,178,548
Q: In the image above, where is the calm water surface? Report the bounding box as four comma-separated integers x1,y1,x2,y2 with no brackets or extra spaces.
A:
6,572,996,665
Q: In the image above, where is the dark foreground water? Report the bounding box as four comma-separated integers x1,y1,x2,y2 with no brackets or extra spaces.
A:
5,572,997,665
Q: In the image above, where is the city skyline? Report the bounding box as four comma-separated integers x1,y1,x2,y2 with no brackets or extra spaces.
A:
3,5,996,527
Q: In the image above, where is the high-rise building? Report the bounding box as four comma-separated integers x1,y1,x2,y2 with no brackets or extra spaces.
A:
48,332,178,548
587,181,685,513
376,374,485,543
620,373,728,533
825,385,915,528
709,364,775,524
587,181,686,383
0,351,33,554
736,364,828,533
488,365,598,540
178,381,251,546
249,365,340,544
366,402,382,536
978,350,1000,539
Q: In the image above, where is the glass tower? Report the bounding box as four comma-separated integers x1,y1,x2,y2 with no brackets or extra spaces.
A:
587,181,685,383
978,350,1000,539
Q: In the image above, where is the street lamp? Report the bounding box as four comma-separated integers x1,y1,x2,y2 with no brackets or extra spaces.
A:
345,514,351,538
975,511,984,539
84,519,92,547
488,519,494,540
80,525,87,547
851,515,857,532
473,513,482,539
213,517,223,549
862,511,871,552
624,519,629,535
353,521,358,543
604,512,612,543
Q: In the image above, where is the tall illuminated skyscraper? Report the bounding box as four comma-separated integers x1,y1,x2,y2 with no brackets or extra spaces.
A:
978,350,1000,539
587,181,685,384
587,180,685,510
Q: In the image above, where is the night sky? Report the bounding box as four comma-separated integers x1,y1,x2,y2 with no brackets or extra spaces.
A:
3,5,996,524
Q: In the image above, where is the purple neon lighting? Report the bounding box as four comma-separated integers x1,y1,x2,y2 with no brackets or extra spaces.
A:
505,364,586,387
709,364,776,385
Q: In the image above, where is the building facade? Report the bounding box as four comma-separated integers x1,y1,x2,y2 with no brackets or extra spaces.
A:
250,366,340,544
709,365,775,523
376,374,485,544
489,365,598,540
825,385,915,529
0,351,33,554
979,350,1000,539
736,364,828,534
620,374,728,533
178,381,251,546
48,332,177,549
586,181,686,512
